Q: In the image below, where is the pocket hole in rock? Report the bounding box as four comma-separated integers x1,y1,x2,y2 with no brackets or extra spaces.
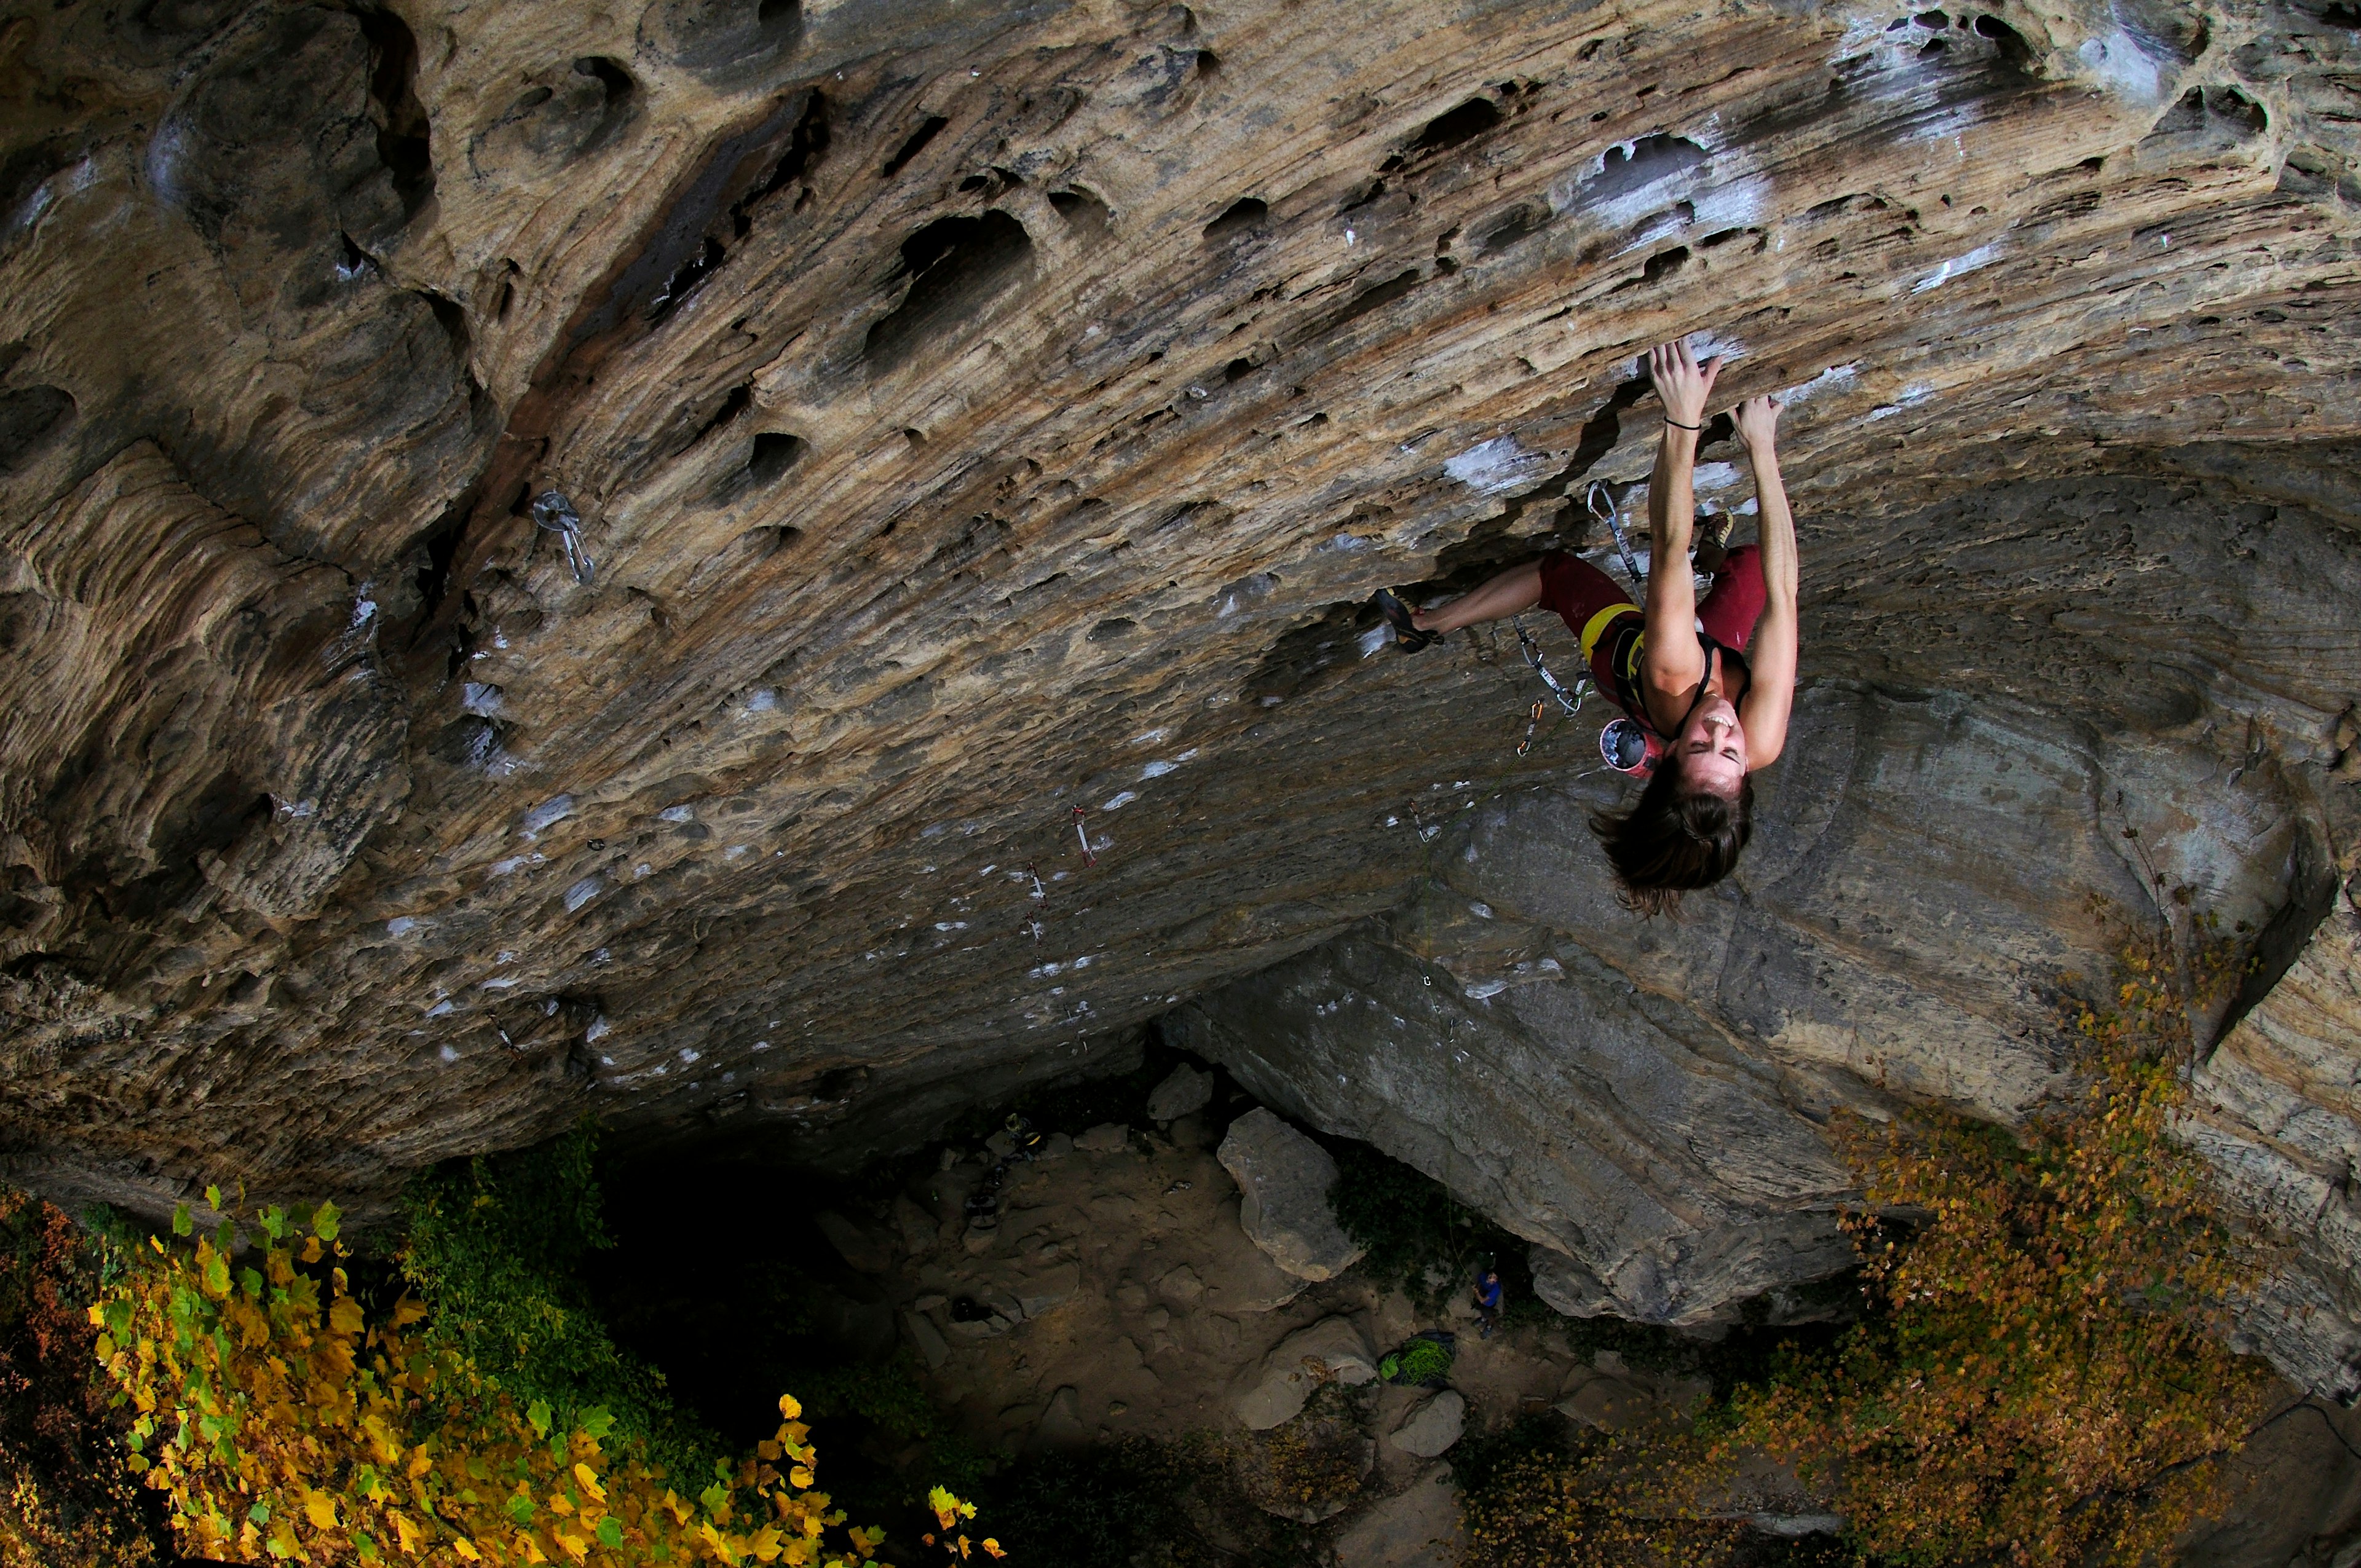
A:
1382,96,1500,172
746,431,805,486
862,210,1034,371
1203,197,1268,242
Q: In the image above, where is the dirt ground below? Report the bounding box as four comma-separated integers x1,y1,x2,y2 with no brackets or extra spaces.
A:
810,1086,2361,1568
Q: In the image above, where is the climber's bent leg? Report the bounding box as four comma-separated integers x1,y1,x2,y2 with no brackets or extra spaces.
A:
1696,544,1767,652
1409,560,1546,634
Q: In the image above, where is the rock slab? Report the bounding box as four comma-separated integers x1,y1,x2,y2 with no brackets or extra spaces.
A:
1075,1124,1130,1154
1388,1389,1465,1457
1147,1062,1216,1122
1233,1315,1376,1429
1217,1108,1366,1282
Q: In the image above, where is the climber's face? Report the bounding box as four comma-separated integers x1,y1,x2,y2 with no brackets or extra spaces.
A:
1675,691,1747,798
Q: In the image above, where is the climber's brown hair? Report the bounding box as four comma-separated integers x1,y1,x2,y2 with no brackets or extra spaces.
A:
1588,759,1754,917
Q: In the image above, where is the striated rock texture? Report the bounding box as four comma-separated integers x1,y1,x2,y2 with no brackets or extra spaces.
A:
4,0,2361,1384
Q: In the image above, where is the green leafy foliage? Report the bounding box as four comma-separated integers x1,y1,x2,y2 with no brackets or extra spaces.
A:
1326,1140,1543,1315
793,1356,940,1443
396,1122,722,1483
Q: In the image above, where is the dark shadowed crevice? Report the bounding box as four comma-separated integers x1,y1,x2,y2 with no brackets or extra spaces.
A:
1296,267,1423,344
0,385,74,473
1048,187,1112,236
1203,197,1267,242
730,90,828,235
862,211,1034,372
1477,202,1549,256
1380,96,1501,171
881,116,949,178
357,6,435,220
746,431,805,486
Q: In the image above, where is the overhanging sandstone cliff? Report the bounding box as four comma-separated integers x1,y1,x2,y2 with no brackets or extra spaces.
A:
3,0,2359,1386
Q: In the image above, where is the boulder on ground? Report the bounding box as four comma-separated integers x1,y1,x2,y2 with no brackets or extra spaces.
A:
815,1210,892,1273
892,1195,939,1255
1217,1108,1365,1281
903,1310,950,1369
1146,1062,1214,1121
1327,1464,1464,1567
1233,1315,1376,1428
1389,1388,1466,1457
1075,1122,1129,1152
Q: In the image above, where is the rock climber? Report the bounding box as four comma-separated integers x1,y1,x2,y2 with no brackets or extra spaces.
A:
1473,1264,1505,1340
1374,339,1798,916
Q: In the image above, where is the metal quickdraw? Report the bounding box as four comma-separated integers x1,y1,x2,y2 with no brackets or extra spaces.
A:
1072,806,1097,867
531,490,597,588
1511,613,1589,757
1588,480,1645,590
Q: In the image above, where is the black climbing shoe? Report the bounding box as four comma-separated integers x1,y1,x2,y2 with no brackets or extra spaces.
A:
1373,588,1438,652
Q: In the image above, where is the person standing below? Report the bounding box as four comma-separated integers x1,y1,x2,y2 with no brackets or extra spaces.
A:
1375,339,1800,916
1473,1264,1505,1339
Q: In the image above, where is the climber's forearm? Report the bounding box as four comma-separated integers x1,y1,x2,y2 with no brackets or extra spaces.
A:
1750,445,1799,617
1645,425,1701,637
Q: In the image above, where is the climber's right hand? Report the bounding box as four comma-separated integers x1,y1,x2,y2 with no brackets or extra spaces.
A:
1648,339,1722,431
1732,394,1784,454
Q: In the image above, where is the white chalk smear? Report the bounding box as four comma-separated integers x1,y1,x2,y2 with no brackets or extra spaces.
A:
1690,173,1771,232
1867,382,1937,421
2079,29,2164,103
1444,435,1548,495
1102,790,1139,810
1912,244,2000,293
1781,363,1858,404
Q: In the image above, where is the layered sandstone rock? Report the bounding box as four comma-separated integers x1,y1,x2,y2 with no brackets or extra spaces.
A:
2,0,2360,1395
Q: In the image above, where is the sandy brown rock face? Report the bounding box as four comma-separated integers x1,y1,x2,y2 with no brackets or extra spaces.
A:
1,0,2358,1333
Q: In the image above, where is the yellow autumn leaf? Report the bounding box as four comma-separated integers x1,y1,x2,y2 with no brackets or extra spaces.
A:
777,1395,802,1420
453,1539,481,1561
304,1491,339,1531
788,1466,813,1489
572,1461,606,1502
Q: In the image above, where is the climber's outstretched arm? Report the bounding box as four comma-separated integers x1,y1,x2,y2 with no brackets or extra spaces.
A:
1639,341,1719,710
1734,396,1798,768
